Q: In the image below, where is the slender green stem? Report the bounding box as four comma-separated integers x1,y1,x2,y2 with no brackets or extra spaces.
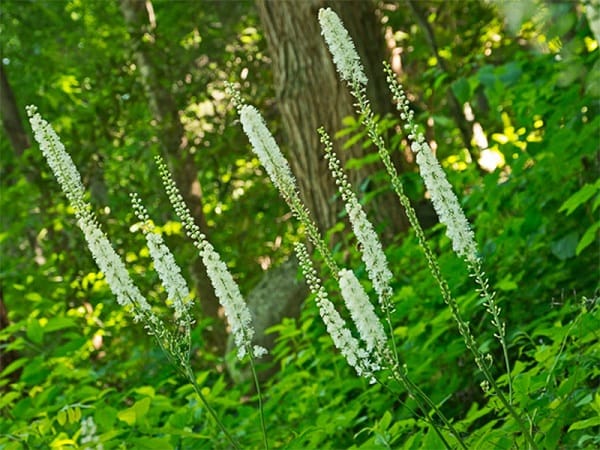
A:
184,365,242,450
380,370,453,450
349,77,537,449
387,363,467,450
401,374,468,450
248,350,269,450
469,260,512,404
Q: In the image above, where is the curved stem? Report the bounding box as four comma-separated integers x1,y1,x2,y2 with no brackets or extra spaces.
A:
380,371,453,450
184,365,242,450
390,366,467,450
350,77,537,449
248,352,269,449
469,260,512,404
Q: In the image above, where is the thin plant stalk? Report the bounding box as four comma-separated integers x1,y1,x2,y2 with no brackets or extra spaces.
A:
27,106,245,448
235,94,460,448
317,8,534,445
184,365,242,450
248,352,269,450
156,156,269,448
377,67,535,448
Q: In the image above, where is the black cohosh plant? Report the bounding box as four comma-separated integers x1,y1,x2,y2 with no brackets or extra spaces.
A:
27,7,541,449
26,106,267,450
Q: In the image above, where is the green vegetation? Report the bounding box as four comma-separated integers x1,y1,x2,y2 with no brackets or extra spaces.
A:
1,1,598,449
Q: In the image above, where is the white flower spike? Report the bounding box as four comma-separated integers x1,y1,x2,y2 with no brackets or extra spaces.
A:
318,8,368,85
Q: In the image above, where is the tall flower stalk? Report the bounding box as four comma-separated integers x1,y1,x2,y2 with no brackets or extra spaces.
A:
230,82,464,448
155,156,268,449
27,106,268,450
318,7,535,448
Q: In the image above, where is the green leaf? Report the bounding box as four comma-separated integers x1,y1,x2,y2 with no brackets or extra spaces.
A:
117,397,151,426
451,78,471,104
0,357,28,378
0,391,20,410
551,232,579,260
129,437,174,450
568,416,600,431
576,222,600,255
26,318,44,344
44,317,76,332
95,405,118,430
559,181,600,215
57,410,67,426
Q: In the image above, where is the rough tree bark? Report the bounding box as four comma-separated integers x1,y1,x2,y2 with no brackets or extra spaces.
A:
255,0,410,237
0,65,30,158
119,0,227,354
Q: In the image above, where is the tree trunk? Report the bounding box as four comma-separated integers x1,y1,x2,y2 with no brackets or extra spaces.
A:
0,65,30,157
119,0,227,354
255,0,410,238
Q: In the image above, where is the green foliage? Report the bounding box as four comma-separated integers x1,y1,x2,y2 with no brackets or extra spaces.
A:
1,1,598,449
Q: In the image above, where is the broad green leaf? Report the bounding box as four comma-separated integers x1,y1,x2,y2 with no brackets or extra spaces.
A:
0,391,20,410
130,437,174,450
26,318,44,344
44,316,76,332
95,405,118,430
551,232,579,260
117,397,151,426
0,357,28,378
452,78,471,104
57,410,67,426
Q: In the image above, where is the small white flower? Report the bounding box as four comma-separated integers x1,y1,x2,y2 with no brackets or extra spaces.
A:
26,105,86,209
145,232,191,320
77,214,151,313
320,129,393,311
338,269,387,355
156,157,266,360
318,8,368,85
345,197,394,308
79,416,103,450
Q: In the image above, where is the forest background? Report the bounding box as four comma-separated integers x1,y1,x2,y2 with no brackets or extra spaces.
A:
1,0,599,449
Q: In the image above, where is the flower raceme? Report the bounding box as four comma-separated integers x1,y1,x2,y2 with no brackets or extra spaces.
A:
239,104,297,200
412,140,478,263
295,244,378,382
27,105,153,321
384,69,479,263
131,193,193,325
320,129,394,312
338,269,387,356
318,7,367,85
155,156,267,360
